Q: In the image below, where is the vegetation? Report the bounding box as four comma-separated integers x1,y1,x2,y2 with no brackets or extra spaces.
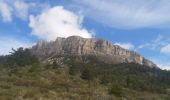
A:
0,49,170,99
81,66,94,80
108,83,122,97
0,47,39,68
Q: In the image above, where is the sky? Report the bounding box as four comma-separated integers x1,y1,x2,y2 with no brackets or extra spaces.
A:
0,0,170,69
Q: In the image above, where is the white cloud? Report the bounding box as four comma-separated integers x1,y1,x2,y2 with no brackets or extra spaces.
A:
0,0,12,22
14,0,29,20
114,42,134,50
0,0,35,22
161,44,170,54
138,35,170,54
158,64,170,70
29,6,92,40
138,35,165,50
150,57,170,70
74,0,170,29
0,37,34,55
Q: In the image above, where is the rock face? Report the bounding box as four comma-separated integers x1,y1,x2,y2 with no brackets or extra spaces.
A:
31,36,157,67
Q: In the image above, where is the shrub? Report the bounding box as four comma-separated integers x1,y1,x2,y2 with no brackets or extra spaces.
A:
52,61,59,69
81,67,94,80
108,84,122,97
69,65,78,75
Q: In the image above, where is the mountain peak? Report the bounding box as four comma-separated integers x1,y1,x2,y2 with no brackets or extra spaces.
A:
31,36,157,68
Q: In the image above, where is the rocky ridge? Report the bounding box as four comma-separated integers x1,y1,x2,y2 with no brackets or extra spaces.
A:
31,36,157,67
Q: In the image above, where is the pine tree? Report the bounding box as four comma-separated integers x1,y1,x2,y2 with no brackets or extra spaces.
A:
81,67,93,80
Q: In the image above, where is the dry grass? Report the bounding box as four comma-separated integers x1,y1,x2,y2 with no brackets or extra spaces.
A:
0,65,168,100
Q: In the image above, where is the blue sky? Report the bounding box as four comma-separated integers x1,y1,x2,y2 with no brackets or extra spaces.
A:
0,0,170,69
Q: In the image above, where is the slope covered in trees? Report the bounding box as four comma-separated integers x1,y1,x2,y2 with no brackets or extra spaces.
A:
0,48,39,68
0,48,170,99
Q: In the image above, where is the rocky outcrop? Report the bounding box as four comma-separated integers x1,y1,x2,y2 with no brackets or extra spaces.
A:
31,36,157,67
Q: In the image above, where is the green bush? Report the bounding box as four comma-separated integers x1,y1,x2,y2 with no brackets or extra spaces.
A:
28,64,40,73
108,84,122,97
81,67,94,80
69,65,78,75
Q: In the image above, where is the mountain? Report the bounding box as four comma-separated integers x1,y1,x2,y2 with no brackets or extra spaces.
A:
31,36,157,68
1,36,170,100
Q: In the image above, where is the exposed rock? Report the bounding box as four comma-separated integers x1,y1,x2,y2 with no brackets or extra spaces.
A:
31,36,157,67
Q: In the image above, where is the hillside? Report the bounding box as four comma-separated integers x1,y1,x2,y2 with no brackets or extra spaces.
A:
0,37,169,100
0,52,170,100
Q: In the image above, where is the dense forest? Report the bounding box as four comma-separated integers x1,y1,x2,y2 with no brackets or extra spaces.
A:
0,48,170,100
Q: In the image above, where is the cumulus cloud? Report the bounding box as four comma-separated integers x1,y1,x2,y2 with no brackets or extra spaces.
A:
74,0,170,29
0,0,12,22
161,44,170,54
29,6,92,40
0,37,34,55
114,42,134,50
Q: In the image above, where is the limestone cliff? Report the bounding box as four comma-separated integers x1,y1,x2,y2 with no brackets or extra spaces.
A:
31,36,157,67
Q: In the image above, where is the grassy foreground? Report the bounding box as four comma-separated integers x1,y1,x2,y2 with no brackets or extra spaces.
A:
0,48,169,100
0,64,169,100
